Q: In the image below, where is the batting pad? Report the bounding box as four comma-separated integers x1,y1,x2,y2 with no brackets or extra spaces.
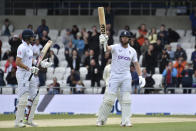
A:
15,93,28,124
97,93,116,123
120,92,131,125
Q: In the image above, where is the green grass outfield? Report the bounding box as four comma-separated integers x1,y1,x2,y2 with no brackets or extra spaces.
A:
0,114,196,131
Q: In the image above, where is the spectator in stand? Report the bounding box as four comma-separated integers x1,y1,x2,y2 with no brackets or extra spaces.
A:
158,24,168,46
67,69,80,94
39,30,51,47
105,6,114,28
32,39,43,59
36,19,49,38
6,67,17,88
142,68,155,94
181,63,193,94
49,50,58,68
2,50,11,60
81,28,89,48
148,27,157,44
106,30,114,46
27,24,33,31
0,40,2,60
162,62,178,93
63,29,74,47
189,6,196,36
168,28,180,43
9,35,22,59
159,48,170,74
130,34,141,59
88,26,100,57
0,68,6,86
86,59,100,87
72,32,85,56
191,45,196,71
84,49,97,68
67,49,80,71
174,44,187,61
47,77,60,95
65,41,76,61
137,24,147,46
75,80,85,94
192,70,196,87
166,45,175,60
140,38,150,56
153,39,163,61
101,51,111,73
4,56,16,73
131,65,139,94
143,44,156,74
71,25,79,39
1,18,14,36
81,50,89,66
173,57,187,87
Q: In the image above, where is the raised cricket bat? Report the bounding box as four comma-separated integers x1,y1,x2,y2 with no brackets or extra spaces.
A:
98,7,107,52
28,40,53,81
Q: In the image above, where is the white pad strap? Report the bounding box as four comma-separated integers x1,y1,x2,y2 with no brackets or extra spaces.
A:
15,93,28,124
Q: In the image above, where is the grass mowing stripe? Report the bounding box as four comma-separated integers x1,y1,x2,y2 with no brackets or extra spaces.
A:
0,122,196,131
0,114,196,121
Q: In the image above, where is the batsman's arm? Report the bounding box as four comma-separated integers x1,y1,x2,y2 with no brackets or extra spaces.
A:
133,62,142,76
16,57,29,71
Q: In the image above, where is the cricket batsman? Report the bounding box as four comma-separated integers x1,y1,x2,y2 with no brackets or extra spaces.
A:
97,31,146,127
15,29,52,127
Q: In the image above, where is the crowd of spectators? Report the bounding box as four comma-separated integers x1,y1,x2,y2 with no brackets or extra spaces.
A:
0,8,196,95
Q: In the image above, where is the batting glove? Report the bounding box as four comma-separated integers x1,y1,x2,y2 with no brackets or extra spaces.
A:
40,58,53,68
99,34,108,46
139,76,146,88
30,66,39,74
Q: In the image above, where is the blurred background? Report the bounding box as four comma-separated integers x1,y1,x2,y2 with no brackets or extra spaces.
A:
0,0,196,95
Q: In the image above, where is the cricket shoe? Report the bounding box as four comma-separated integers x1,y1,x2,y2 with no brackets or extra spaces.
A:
24,122,38,127
121,122,132,127
15,122,26,128
96,120,105,126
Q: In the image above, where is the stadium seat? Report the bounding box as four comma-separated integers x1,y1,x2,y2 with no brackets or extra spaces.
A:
13,29,23,35
47,67,54,74
37,9,48,16
85,88,93,94
79,67,88,80
0,36,9,42
25,9,35,16
100,80,105,87
152,74,163,88
39,87,48,95
83,80,91,88
2,87,13,94
62,88,71,94
176,29,185,38
170,42,178,51
59,61,68,67
55,67,66,73
156,8,166,16
46,80,53,86
60,29,67,37
48,29,58,41
155,67,159,74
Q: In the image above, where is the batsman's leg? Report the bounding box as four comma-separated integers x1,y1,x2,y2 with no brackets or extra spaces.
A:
120,77,132,127
97,92,116,126
24,76,39,127
15,93,28,128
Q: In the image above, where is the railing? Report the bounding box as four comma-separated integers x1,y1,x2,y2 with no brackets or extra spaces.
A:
3,0,195,16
